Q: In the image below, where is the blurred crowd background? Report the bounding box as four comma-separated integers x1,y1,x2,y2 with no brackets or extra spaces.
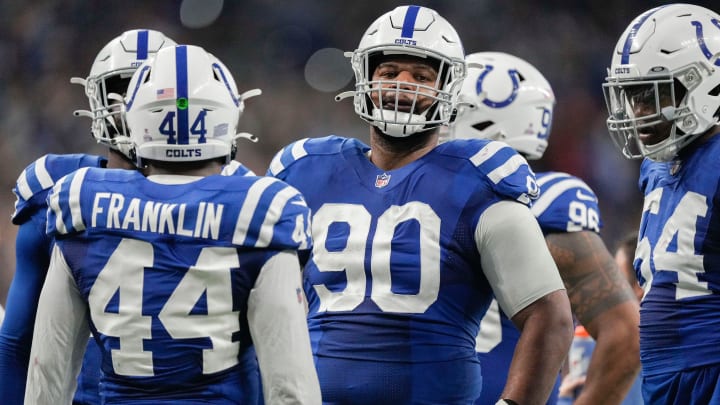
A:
1,0,714,304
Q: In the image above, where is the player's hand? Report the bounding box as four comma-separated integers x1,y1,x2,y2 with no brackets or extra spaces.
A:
558,374,586,399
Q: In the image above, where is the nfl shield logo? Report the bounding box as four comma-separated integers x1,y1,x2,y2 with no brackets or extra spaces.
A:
375,173,391,188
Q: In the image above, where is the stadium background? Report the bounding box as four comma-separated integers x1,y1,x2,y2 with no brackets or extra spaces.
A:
0,0,714,304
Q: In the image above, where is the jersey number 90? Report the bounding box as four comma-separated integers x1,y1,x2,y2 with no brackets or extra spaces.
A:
311,202,442,314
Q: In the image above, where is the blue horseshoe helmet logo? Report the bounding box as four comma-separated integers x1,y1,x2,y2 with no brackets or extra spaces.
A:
475,64,520,108
691,19,720,67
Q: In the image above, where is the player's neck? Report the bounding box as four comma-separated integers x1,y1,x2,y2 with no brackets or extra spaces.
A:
698,124,720,144
368,127,439,171
106,149,137,170
145,160,223,177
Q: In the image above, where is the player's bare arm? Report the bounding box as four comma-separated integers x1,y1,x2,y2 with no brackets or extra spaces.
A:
546,230,640,405
503,290,573,405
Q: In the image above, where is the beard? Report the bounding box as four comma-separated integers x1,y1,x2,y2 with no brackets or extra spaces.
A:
371,125,438,153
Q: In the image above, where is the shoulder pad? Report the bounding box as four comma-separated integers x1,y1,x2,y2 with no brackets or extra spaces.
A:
46,167,93,236
267,136,365,177
12,154,105,225
531,171,602,233
230,176,312,250
638,158,667,194
441,139,539,205
221,160,256,176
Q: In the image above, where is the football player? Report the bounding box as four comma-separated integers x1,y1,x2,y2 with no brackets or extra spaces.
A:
24,44,320,404
603,4,720,403
268,6,573,404
0,29,176,405
450,52,641,405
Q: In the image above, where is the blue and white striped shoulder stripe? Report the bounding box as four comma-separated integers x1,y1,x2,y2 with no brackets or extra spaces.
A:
268,138,310,176
15,155,55,201
48,167,90,235
469,140,532,180
232,177,309,249
531,173,596,217
221,161,255,176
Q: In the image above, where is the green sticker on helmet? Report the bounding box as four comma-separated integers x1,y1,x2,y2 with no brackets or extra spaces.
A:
177,97,188,110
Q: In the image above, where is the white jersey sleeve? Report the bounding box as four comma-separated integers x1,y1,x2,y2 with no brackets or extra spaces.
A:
475,200,565,318
25,245,89,405
247,250,321,404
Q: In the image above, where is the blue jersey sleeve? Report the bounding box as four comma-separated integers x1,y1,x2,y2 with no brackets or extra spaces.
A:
531,172,603,234
2,153,105,405
0,215,50,405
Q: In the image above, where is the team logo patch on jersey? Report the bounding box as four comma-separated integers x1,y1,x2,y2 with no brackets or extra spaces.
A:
375,173,391,188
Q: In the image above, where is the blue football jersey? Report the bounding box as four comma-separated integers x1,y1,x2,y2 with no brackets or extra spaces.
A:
635,134,720,378
475,171,601,405
46,168,311,403
1,153,106,405
269,135,538,404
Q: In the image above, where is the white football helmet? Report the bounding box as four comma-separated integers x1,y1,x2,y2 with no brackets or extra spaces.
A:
124,44,259,167
336,5,466,137
72,29,176,158
450,52,555,160
603,4,720,161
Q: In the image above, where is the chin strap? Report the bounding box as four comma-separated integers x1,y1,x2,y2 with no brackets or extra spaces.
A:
229,132,258,161
108,135,134,159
